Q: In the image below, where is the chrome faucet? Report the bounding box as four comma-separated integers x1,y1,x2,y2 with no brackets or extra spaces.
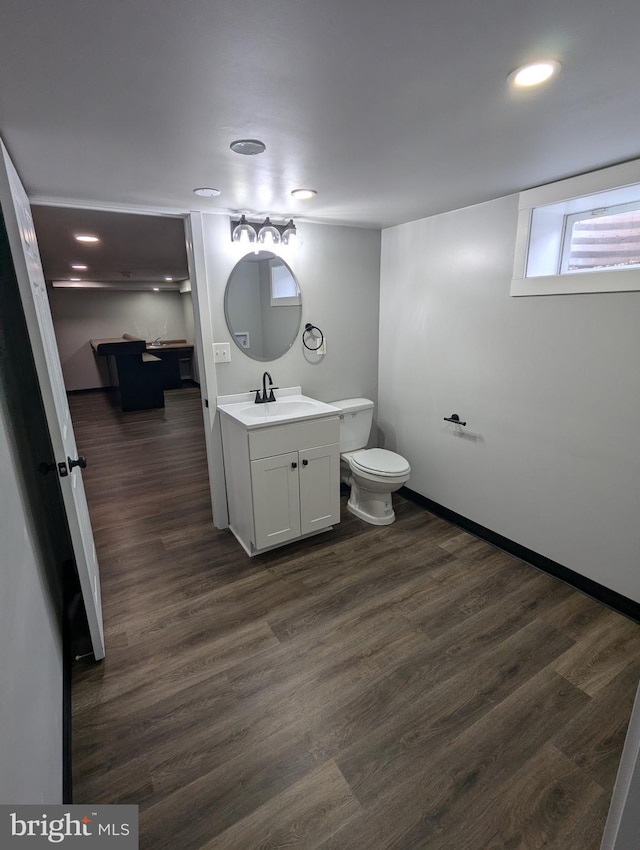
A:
251,371,278,403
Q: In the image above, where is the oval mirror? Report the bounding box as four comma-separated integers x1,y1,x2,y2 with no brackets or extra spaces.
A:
224,251,302,361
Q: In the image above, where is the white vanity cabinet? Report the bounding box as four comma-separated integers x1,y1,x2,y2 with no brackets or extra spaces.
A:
220,410,341,555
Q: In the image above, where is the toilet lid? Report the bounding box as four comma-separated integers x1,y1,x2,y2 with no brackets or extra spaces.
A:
350,448,410,476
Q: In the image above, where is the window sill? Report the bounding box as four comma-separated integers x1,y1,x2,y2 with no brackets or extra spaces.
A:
511,267,640,297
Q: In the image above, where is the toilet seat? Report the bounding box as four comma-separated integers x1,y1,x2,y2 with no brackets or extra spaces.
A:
349,448,410,477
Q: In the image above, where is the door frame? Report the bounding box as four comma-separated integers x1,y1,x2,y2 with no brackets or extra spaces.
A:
29,198,229,530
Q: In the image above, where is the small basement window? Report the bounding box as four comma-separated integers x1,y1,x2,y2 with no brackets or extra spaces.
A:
560,201,640,274
511,158,640,296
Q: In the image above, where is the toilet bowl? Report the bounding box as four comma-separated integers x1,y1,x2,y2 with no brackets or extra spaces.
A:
330,399,411,526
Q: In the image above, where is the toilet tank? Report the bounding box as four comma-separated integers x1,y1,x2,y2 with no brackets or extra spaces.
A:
331,398,374,452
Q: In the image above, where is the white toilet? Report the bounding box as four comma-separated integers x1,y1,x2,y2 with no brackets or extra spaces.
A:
330,398,411,526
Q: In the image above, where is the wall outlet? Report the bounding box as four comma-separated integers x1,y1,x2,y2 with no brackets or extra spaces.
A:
213,342,231,363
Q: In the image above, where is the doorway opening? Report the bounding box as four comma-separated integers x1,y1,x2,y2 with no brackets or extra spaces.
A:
30,203,216,602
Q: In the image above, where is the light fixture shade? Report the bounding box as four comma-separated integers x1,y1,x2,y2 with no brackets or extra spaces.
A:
257,217,281,245
230,139,266,156
509,60,560,88
281,219,297,245
232,214,257,244
291,188,317,200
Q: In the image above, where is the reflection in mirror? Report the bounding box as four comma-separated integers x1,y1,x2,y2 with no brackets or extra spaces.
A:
224,251,302,361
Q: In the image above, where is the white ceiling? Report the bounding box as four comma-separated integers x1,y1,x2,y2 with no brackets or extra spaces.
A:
2,0,640,232
31,205,188,287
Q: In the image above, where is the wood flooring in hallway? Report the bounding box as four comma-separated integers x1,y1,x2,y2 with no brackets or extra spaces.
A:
69,386,640,850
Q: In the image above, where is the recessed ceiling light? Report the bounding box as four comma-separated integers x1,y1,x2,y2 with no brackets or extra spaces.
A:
74,234,100,243
69,277,82,281
291,188,317,200
509,60,560,88
164,276,173,281
153,287,160,291
71,264,88,270
230,139,266,156
193,187,221,197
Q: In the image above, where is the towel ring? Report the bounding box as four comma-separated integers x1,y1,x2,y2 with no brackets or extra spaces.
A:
303,323,324,351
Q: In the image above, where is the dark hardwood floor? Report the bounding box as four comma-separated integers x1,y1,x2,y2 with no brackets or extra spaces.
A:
69,386,640,849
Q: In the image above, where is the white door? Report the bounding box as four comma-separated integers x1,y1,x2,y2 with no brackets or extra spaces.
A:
0,139,105,660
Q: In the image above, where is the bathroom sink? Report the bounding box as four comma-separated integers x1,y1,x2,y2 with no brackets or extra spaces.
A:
242,400,319,419
217,392,340,429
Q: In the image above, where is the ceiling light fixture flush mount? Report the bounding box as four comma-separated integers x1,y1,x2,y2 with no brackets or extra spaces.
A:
291,188,317,200
230,138,266,156
193,187,221,197
508,60,561,88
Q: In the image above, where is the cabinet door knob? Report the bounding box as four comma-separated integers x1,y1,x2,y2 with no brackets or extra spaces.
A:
291,462,297,469
302,459,309,467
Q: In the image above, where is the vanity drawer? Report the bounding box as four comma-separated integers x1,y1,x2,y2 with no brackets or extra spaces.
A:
249,416,340,460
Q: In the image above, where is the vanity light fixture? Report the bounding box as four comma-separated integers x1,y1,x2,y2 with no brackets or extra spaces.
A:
508,60,560,88
229,216,299,246
257,217,281,246
281,219,297,245
291,188,317,200
231,214,258,244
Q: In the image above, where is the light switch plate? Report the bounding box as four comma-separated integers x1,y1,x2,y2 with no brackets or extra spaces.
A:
213,342,231,363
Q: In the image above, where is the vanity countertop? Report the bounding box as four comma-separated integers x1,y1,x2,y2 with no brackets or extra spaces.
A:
217,387,340,430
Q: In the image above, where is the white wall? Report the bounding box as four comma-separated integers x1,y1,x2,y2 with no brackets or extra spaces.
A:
180,287,196,345
49,288,188,390
201,215,381,404
379,194,640,603
0,396,63,803
0,247,64,804
192,213,380,529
